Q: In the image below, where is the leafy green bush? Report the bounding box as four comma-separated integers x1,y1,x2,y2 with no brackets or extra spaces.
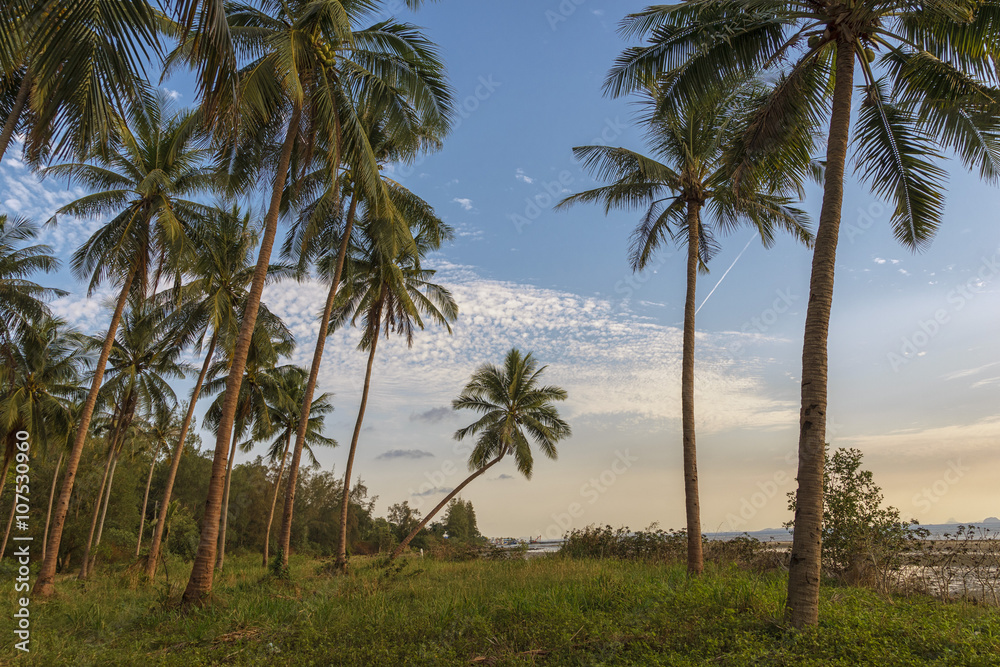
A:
786,446,927,586
164,503,199,561
559,524,687,562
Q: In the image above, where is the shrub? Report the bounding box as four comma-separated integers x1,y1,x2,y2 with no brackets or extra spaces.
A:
559,524,687,562
786,446,926,588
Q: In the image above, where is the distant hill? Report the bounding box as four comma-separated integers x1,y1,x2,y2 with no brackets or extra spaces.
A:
983,517,1000,525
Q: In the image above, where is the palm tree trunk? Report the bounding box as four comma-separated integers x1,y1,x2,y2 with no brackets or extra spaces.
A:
277,193,357,568
786,38,856,629
136,443,161,557
0,72,29,167
682,200,704,576
263,430,292,568
36,264,136,596
182,102,302,607
78,445,116,580
0,495,17,560
391,456,504,559
146,332,216,578
216,426,240,572
0,455,11,514
334,317,382,573
88,452,119,574
43,452,64,562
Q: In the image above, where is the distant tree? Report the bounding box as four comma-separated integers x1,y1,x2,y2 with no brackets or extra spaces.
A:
387,501,422,543
444,498,479,542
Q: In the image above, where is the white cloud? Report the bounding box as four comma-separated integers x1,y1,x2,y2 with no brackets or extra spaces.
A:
452,198,474,211
162,88,183,100
260,262,797,437
515,168,534,184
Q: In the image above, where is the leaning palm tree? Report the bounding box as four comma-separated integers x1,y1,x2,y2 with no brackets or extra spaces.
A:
608,1,1000,626
251,365,336,567
0,215,66,359
330,221,458,573
557,84,813,575
34,95,211,596
144,207,292,579
392,348,572,559
177,0,453,606
0,0,161,166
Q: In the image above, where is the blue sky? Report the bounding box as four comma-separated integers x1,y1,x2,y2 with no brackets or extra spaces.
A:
3,0,999,537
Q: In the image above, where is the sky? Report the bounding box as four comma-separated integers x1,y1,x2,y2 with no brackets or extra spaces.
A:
3,0,999,538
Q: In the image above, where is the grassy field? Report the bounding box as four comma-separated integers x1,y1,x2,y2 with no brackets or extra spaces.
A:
4,554,1000,666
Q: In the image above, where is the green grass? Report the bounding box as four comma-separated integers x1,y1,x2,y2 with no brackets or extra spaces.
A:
4,554,1000,665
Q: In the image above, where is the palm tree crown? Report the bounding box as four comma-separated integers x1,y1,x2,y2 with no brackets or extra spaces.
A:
0,215,66,348
454,348,571,479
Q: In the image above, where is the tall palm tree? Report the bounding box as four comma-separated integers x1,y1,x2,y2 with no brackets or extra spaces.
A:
393,348,572,558
330,219,458,573
0,215,66,358
178,0,453,606
251,365,336,567
78,301,183,579
608,1,1000,626
144,207,292,579
557,84,813,575
0,0,161,166
276,110,448,571
34,95,211,596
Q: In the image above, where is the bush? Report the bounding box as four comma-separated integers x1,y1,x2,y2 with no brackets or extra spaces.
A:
165,504,199,562
427,539,513,562
559,524,687,562
786,447,926,588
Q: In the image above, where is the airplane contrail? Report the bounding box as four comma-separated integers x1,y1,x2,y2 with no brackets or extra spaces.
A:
695,236,756,315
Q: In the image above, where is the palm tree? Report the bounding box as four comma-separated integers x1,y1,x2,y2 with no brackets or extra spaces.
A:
34,95,212,596
252,365,336,567
276,110,448,570
42,399,83,563
179,0,453,606
0,316,87,559
393,348,572,558
144,207,291,579
136,406,179,557
162,0,442,117
0,0,161,166
557,84,813,575
77,301,183,579
608,1,1000,626
330,219,458,573
0,215,66,358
